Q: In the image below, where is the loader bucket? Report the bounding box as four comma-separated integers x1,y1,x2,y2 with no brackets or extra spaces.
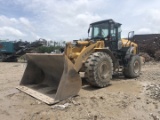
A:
17,53,82,105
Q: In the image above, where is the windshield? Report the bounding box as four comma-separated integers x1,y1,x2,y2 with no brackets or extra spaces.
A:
90,23,109,39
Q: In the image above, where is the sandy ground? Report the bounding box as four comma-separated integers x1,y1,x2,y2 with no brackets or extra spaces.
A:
0,62,160,120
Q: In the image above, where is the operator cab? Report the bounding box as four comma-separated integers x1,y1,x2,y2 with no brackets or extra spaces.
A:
89,19,122,51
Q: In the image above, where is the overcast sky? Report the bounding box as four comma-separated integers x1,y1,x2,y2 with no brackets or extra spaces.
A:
0,0,160,41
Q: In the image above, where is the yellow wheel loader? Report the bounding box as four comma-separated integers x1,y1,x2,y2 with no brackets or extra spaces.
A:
17,19,141,104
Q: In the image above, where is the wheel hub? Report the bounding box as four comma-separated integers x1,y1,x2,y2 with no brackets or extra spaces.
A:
133,60,139,74
99,61,109,80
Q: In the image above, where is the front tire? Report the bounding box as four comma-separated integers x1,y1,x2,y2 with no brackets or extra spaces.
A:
85,52,113,87
123,55,141,78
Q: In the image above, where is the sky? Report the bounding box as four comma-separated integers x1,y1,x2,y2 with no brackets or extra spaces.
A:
0,0,160,41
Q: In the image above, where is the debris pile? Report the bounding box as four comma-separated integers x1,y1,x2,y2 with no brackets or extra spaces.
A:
0,40,43,62
134,34,160,61
146,84,160,101
154,50,160,61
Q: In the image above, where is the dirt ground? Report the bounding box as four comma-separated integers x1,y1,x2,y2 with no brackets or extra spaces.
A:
0,62,160,120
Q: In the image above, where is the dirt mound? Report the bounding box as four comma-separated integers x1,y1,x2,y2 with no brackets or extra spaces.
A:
139,52,152,62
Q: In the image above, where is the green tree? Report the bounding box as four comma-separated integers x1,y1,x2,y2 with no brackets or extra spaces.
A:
36,46,62,53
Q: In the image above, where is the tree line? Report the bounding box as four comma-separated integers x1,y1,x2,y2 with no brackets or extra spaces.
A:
35,40,66,53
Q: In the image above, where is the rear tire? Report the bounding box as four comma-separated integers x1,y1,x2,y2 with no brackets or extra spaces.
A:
85,52,113,87
123,55,141,78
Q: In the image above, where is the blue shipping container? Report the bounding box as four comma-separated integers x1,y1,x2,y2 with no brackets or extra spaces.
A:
0,41,15,54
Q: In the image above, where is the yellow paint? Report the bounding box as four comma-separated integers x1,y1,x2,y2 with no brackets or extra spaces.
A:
64,39,138,71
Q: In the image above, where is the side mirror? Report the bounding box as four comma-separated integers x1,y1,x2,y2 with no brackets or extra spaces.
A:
128,31,134,41
88,27,90,37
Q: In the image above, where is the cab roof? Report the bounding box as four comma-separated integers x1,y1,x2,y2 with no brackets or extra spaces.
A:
90,19,121,26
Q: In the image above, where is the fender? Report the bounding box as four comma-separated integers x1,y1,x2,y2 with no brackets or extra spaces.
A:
125,46,135,59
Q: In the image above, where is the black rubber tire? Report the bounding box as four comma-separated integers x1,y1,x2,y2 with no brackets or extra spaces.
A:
85,52,113,87
123,55,141,78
